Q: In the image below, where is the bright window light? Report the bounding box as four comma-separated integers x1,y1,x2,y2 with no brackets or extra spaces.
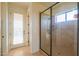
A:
67,10,77,21
56,14,65,22
13,13,23,45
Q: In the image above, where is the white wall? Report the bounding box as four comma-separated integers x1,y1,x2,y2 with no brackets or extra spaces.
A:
28,3,41,53
27,3,33,52
1,2,9,56
28,3,51,53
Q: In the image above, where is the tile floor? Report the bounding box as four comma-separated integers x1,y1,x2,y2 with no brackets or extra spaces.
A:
8,46,47,56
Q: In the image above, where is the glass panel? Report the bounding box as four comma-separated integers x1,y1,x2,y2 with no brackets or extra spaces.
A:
56,14,65,23
13,13,23,45
67,9,77,21
52,2,77,56
41,9,50,55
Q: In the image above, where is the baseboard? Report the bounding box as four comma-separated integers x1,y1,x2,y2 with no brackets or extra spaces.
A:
2,50,8,56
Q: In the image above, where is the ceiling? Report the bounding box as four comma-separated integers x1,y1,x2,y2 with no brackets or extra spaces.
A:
10,2,56,9
9,2,30,8
34,2,56,6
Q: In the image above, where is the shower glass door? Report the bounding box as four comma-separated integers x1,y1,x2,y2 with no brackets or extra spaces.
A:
40,9,51,55
40,2,78,56
52,2,77,56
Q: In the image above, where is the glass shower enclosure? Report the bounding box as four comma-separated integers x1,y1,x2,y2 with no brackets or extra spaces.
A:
40,2,78,56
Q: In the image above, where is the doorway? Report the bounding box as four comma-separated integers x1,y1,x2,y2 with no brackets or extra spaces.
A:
12,13,24,48
8,11,31,55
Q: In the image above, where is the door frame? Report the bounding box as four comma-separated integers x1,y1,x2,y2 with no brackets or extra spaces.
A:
0,2,1,56
40,2,59,56
77,2,79,56
9,12,26,49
